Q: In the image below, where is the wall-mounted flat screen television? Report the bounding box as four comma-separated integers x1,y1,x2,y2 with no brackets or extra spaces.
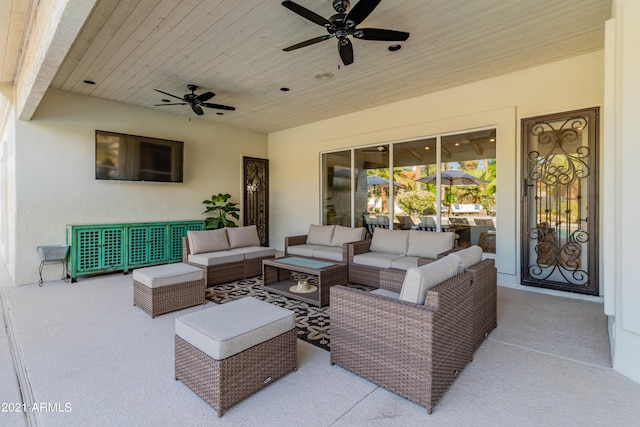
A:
95,130,184,182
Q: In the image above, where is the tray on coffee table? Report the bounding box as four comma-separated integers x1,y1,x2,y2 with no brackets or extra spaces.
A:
262,257,347,307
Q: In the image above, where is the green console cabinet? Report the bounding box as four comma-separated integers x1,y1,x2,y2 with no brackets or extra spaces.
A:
66,220,205,281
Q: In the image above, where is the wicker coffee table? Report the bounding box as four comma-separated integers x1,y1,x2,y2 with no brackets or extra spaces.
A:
262,257,347,307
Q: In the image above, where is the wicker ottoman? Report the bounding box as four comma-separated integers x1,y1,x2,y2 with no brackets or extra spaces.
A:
175,297,297,417
133,263,205,318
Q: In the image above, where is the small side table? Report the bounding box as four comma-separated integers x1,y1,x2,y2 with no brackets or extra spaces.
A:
36,245,70,286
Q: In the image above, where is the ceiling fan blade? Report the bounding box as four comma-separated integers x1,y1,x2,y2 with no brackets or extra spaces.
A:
202,102,236,111
191,104,204,115
354,28,410,41
153,103,187,106
195,91,215,102
283,34,334,51
338,37,354,65
153,89,184,101
282,1,332,27
346,0,381,27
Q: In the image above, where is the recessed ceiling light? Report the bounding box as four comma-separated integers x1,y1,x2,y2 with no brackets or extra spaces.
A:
280,87,290,92
314,71,334,80
455,142,460,146
424,146,430,150
83,80,96,85
388,44,402,52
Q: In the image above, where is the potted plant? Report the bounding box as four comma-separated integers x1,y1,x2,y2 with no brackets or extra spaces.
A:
202,193,240,229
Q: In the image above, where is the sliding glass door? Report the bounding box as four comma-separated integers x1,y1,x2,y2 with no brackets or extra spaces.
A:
321,128,497,252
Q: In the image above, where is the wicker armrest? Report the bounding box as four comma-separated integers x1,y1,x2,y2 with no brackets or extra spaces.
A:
346,239,372,261
284,234,307,256
182,236,190,262
465,258,497,351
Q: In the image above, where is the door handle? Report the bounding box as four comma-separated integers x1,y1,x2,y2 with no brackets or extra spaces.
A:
523,178,534,197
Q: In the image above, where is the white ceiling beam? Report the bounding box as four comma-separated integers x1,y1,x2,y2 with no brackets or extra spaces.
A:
16,0,97,121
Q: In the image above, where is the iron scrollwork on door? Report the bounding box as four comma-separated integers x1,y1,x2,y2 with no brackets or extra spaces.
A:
521,108,598,295
243,157,269,246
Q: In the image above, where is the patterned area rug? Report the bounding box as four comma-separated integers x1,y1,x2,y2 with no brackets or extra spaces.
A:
205,276,373,352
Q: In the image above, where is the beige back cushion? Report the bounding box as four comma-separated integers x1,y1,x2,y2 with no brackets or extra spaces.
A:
369,228,410,255
448,245,483,273
406,230,455,259
306,225,335,246
399,255,460,304
187,229,230,254
331,225,366,247
227,225,261,249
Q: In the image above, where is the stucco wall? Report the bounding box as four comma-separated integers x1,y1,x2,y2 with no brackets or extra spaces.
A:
10,89,267,285
268,50,604,291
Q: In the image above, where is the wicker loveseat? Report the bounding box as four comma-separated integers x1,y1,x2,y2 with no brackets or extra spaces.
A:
285,224,366,262
347,228,456,287
330,246,497,413
182,225,275,287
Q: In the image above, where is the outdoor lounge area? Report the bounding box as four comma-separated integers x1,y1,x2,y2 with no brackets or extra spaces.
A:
2,1,640,425
2,265,640,426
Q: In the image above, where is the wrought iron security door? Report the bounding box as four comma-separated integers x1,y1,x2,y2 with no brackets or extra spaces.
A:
243,157,269,246
521,108,599,295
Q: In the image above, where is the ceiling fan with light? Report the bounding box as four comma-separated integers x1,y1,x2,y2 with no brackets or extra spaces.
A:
281,0,410,66
153,84,235,116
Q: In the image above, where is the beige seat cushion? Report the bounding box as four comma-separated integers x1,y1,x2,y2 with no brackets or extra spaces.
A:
188,251,244,266
287,244,326,258
331,225,366,247
229,246,276,260
399,255,460,304
406,230,455,259
133,262,203,288
175,297,295,360
390,256,420,270
448,245,483,273
306,224,335,246
353,252,404,269
311,246,343,261
226,225,261,249
187,229,230,254
369,228,410,255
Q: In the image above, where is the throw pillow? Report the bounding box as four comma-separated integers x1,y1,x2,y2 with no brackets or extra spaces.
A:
399,255,460,304
406,230,455,259
369,228,410,254
187,229,230,254
331,225,366,247
306,224,335,246
448,245,483,273
227,225,261,248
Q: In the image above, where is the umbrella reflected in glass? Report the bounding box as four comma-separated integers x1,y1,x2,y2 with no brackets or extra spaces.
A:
416,170,488,215
367,174,402,186
367,174,401,213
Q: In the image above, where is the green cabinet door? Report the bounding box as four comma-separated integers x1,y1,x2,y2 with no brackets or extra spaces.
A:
75,227,125,273
128,225,168,266
168,222,205,262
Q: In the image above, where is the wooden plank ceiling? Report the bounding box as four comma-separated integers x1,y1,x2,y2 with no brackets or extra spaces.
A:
46,0,611,133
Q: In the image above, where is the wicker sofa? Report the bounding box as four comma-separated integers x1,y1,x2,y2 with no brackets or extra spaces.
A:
285,224,366,262
347,228,457,287
330,246,497,413
182,225,275,287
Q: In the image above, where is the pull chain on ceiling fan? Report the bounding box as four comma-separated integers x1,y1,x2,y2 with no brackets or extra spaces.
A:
153,84,235,116
281,0,410,66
